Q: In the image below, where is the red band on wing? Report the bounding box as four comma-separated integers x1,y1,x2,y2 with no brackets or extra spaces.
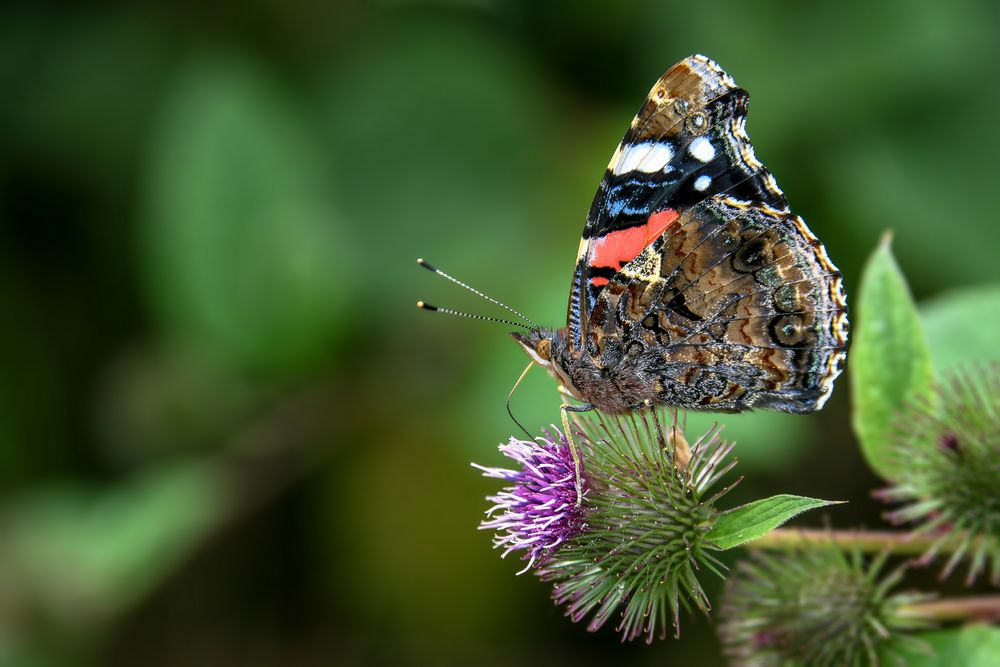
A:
588,208,679,277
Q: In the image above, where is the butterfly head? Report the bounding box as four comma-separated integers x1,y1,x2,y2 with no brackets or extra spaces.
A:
510,329,555,368
510,328,574,374
511,328,591,406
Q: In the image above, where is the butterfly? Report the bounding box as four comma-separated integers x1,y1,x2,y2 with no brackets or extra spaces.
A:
506,54,848,417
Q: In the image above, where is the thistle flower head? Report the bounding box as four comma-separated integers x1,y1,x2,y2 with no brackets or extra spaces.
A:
878,365,1000,584
525,411,737,643
473,429,585,573
472,413,735,642
718,545,932,667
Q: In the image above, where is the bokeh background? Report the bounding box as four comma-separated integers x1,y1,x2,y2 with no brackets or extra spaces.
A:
3,1,1000,665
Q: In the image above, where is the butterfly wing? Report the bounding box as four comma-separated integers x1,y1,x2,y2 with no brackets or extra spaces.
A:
568,54,788,353
573,56,847,413
587,195,847,413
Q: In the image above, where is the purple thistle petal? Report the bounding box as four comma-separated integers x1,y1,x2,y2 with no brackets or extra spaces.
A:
472,429,585,573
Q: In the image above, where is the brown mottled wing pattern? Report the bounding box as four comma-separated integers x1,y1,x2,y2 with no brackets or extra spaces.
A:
587,196,848,412
568,55,789,355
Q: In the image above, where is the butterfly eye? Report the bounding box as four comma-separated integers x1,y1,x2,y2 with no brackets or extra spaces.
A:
536,338,552,360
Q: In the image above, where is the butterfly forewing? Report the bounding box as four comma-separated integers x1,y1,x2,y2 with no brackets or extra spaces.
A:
569,55,789,353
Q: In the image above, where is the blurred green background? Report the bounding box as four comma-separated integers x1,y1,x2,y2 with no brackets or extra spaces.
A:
3,1,1000,665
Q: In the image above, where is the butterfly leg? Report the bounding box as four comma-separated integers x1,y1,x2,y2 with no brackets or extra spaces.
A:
643,399,668,451
643,401,691,470
560,402,594,507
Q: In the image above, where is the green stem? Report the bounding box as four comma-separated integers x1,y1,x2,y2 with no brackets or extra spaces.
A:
901,596,1000,623
747,528,936,555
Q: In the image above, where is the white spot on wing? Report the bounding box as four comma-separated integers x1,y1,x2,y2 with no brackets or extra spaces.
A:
613,142,674,176
694,174,712,191
689,136,716,162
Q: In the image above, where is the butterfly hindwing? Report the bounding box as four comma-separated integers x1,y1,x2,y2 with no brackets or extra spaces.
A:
586,196,847,412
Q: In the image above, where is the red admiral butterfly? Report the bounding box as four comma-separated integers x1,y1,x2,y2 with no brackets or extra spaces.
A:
420,55,847,483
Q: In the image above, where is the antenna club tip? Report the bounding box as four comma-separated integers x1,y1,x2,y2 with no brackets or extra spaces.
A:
416,301,437,311
416,258,437,272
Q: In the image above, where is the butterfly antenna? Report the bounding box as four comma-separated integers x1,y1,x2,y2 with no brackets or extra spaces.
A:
417,258,538,329
506,361,535,439
416,301,533,331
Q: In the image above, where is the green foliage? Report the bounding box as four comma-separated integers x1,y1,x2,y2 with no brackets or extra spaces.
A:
94,348,272,464
851,234,935,482
888,625,1000,666
921,284,1000,373
708,495,839,550
1,460,228,625
143,56,347,374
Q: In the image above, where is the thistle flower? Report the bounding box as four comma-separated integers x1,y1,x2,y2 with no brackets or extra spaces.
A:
473,429,585,573
877,365,1000,584
718,545,932,667
475,410,738,643
541,413,736,643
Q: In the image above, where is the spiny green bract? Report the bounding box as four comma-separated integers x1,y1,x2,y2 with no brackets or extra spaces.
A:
718,545,932,667
880,365,1000,585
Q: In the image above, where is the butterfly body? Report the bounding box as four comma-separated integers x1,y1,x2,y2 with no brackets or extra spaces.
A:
513,55,848,416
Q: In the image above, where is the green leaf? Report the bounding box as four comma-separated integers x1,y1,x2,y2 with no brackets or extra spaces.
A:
708,494,839,550
1,459,229,625
921,283,1000,373
850,233,935,482
144,55,348,374
885,625,1000,666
